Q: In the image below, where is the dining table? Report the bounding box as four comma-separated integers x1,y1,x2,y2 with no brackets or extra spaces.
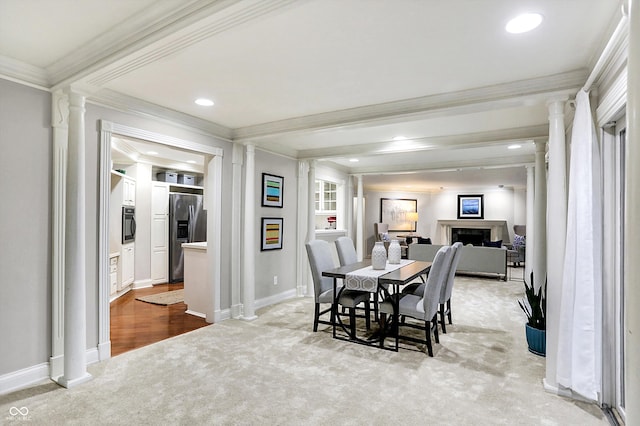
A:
322,259,432,351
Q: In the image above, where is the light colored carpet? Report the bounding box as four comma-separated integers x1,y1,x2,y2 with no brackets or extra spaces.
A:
135,289,184,305
0,274,607,425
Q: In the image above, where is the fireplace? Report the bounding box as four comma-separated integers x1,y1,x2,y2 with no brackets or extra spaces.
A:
451,228,491,246
437,219,508,245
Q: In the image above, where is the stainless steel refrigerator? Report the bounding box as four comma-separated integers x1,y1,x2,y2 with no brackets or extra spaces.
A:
169,193,207,283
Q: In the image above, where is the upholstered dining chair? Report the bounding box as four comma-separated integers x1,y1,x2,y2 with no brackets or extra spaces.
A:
402,242,462,333
335,236,376,324
438,242,463,333
306,239,370,335
379,245,452,356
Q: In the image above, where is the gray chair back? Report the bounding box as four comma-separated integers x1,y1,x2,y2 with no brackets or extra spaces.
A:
440,242,463,303
335,236,358,266
421,246,452,319
374,223,389,241
305,240,336,301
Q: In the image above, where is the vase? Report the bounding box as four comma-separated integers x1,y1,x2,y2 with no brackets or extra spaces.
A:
525,324,546,357
371,241,387,270
388,239,401,264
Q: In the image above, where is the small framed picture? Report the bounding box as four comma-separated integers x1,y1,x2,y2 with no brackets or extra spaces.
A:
261,173,284,208
457,194,484,219
261,217,283,251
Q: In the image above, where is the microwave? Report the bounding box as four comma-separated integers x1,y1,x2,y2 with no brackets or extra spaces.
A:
122,207,136,243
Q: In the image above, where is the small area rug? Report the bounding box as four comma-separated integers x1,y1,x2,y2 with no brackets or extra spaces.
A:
135,289,184,305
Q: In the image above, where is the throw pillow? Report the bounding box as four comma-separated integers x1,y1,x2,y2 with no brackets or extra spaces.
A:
483,239,502,248
513,234,526,248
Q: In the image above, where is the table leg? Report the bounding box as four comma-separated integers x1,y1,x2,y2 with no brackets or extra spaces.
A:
332,277,338,339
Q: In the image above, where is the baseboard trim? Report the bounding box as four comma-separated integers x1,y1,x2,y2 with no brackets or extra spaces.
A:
133,279,153,289
186,309,206,318
1,347,102,396
254,288,298,311
0,362,50,396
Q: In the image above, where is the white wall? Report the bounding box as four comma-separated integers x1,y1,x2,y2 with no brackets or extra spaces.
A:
253,150,299,300
364,187,524,253
0,79,51,375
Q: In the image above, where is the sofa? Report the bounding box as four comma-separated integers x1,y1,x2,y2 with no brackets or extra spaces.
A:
408,243,507,281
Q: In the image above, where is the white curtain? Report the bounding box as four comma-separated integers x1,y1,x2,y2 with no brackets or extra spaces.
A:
556,89,603,401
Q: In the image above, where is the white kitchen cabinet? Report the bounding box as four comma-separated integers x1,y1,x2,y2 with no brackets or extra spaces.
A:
120,243,135,289
123,176,136,206
151,182,169,284
109,253,119,295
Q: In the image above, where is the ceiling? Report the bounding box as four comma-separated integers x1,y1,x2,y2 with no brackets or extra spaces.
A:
0,0,622,191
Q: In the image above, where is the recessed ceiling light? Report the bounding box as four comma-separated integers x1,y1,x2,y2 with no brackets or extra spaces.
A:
349,158,359,162
146,151,158,155
506,13,543,34
508,144,522,150
393,136,407,141
195,98,214,106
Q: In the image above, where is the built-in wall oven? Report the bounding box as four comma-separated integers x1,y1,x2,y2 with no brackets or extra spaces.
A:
122,206,136,243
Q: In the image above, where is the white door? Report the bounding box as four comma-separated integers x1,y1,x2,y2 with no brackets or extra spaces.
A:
151,182,169,284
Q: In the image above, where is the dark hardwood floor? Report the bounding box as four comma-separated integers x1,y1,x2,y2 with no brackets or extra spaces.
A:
110,283,210,357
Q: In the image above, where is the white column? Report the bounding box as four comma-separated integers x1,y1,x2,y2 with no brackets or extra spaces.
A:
356,175,364,261
307,160,316,243
525,165,535,282
533,141,547,287
296,161,310,297
58,90,91,388
242,144,257,320
206,154,223,323
231,144,243,318
346,175,354,241
50,91,68,379
545,98,568,390
625,0,640,422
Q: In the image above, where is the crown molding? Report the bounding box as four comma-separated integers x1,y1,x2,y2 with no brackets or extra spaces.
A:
51,0,297,89
233,71,585,142
88,89,233,141
297,125,548,160
348,153,536,176
0,55,49,88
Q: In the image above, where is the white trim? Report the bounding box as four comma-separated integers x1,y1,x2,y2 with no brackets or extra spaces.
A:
254,289,299,311
97,120,225,364
234,72,584,142
0,363,50,396
597,68,628,128
0,347,102,396
133,279,154,289
186,309,207,319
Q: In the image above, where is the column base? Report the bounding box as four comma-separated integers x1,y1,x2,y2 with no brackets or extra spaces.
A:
56,372,92,389
241,315,258,321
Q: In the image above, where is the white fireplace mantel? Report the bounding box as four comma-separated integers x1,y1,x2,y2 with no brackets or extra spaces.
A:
437,220,509,245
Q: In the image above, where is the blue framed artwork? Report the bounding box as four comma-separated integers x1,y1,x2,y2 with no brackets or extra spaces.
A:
261,173,284,208
457,194,484,219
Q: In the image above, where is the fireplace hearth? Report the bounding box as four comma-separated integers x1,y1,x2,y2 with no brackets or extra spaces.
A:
451,227,491,246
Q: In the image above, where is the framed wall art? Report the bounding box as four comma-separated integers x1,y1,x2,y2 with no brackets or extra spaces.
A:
261,217,283,251
380,198,417,232
261,173,284,208
457,194,484,219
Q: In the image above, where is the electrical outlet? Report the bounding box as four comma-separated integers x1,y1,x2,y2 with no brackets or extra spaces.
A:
273,275,278,285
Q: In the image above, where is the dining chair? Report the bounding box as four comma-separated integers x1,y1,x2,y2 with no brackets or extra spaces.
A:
379,245,452,356
306,239,370,334
335,236,375,325
438,241,463,333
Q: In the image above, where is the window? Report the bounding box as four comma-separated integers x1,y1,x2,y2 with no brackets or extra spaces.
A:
315,180,337,212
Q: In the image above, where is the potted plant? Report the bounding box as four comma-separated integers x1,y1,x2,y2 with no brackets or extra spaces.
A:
517,271,546,356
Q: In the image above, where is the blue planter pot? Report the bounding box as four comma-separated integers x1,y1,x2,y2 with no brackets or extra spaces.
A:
525,324,546,357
